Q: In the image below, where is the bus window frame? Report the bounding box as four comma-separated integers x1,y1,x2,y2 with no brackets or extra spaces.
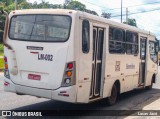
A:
8,14,72,43
108,26,126,54
126,31,139,55
82,19,90,53
149,40,158,64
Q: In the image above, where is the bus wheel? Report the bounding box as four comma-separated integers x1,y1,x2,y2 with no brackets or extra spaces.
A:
107,84,118,105
146,76,154,90
146,82,153,90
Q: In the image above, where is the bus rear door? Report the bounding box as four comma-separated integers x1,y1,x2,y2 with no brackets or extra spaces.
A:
139,37,147,85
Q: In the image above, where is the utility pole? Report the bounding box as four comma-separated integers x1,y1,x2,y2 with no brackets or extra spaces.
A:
6,0,8,6
15,0,17,10
126,8,128,24
121,0,122,23
65,0,71,4
64,0,71,8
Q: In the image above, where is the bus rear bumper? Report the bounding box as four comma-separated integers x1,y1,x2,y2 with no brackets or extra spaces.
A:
4,78,77,103
4,78,16,93
51,85,76,103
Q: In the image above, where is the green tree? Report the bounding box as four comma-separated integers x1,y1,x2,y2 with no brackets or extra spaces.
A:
19,1,32,9
123,18,137,27
85,9,98,16
66,1,86,11
65,1,98,15
91,10,98,16
0,0,13,6
0,2,6,42
31,1,62,9
17,0,26,4
101,12,111,19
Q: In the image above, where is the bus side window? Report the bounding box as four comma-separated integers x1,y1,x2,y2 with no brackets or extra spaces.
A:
109,27,125,54
126,31,138,55
149,41,158,63
82,19,90,53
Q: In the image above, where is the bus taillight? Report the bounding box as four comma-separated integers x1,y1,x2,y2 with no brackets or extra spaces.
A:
67,63,73,69
66,71,72,77
4,56,10,79
61,62,76,87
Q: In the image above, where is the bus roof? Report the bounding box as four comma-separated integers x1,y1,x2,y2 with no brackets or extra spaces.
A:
10,9,155,37
80,11,155,37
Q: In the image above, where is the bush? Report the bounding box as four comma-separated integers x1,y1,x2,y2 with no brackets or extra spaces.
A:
0,14,5,44
0,57,4,69
0,44,3,54
0,30,3,43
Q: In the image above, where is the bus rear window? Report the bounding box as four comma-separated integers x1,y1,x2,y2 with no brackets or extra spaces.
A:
9,15,71,42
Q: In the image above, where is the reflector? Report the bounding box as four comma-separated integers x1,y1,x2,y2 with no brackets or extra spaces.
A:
5,64,8,69
4,56,7,62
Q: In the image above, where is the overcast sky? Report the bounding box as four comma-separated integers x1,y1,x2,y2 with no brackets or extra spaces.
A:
27,0,160,39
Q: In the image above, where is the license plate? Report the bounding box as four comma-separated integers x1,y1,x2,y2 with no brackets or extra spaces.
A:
28,74,41,80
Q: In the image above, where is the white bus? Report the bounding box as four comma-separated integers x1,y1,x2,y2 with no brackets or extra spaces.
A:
3,9,158,105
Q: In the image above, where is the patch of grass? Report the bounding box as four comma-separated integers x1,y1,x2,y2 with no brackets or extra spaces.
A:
0,58,4,69
0,43,3,57
0,44,4,69
0,43,3,52
0,52,3,56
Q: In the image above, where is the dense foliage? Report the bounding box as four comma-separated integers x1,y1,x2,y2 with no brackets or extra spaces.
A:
123,18,137,27
0,0,99,43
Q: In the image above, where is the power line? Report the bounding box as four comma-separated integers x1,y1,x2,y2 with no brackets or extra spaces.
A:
112,8,160,17
130,16,157,27
80,0,160,11
107,1,160,11
133,20,160,34
80,0,106,8
79,0,160,17
128,16,160,37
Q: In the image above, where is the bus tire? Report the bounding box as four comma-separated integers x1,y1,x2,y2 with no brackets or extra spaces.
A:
146,81,153,90
107,84,118,105
146,76,154,90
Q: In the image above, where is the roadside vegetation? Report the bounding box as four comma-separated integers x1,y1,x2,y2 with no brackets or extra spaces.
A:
0,43,3,56
0,43,4,69
0,57,4,69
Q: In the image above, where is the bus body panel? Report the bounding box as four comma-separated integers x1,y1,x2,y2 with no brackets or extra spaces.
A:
104,53,140,93
103,77,119,98
3,9,158,104
145,35,158,86
16,84,52,98
4,76,77,102
4,10,77,91
5,40,69,90
75,15,92,103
